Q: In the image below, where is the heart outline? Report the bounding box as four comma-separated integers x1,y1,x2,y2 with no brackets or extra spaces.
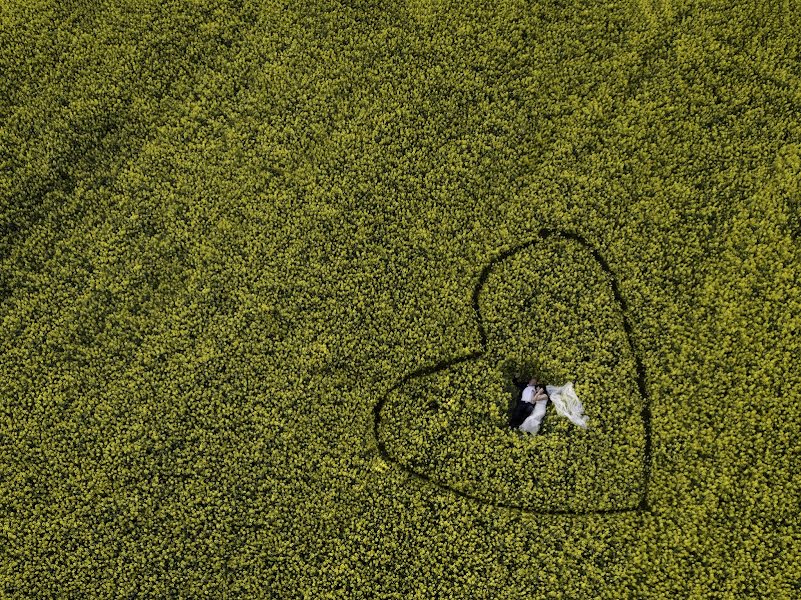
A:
372,227,654,515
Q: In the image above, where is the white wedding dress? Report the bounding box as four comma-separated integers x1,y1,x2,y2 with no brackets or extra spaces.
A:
518,382,589,433
519,396,548,434
545,382,590,428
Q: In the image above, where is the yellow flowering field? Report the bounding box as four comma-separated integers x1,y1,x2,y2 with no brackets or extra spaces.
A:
1,0,799,597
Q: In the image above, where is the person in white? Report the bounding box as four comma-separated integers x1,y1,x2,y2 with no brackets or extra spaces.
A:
517,377,590,434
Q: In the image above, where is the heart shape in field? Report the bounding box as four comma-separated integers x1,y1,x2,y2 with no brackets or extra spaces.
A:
373,229,652,514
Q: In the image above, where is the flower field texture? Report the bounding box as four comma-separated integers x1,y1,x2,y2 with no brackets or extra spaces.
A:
1,0,800,598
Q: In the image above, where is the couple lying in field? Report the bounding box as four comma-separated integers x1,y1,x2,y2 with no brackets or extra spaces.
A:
509,376,590,434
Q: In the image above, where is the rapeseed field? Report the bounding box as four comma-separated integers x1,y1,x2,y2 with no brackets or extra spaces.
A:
2,0,799,597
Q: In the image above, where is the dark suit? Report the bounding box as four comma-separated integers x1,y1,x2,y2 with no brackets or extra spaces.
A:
509,398,535,428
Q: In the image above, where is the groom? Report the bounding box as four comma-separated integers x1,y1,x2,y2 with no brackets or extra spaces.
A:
509,377,549,434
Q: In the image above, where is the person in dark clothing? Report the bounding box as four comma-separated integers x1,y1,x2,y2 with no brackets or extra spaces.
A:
508,376,532,427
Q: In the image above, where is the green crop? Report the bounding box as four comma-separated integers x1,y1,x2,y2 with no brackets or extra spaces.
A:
1,0,799,598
